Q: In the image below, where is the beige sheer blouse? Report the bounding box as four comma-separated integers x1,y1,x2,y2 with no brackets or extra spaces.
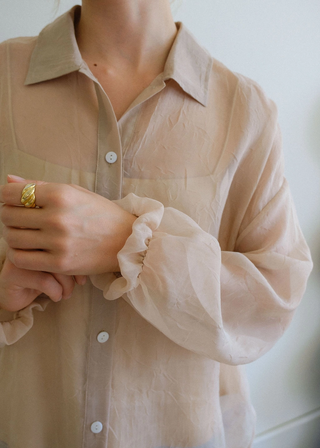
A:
0,5,313,448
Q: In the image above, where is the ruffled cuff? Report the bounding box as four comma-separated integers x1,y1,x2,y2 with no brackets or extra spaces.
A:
0,296,51,348
90,193,164,299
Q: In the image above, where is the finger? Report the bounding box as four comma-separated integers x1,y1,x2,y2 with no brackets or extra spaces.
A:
3,227,46,250
74,275,87,286
11,269,63,303
7,175,31,184
7,174,48,186
0,204,43,229
7,247,81,276
51,273,75,300
7,247,59,273
0,182,51,208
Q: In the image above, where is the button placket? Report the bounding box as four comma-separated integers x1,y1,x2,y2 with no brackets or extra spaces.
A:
82,288,117,448
81,82,121,448
78,70,166,447
94,82,123,200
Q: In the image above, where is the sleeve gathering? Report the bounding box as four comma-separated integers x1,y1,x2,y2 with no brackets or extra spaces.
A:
90,119,313,365
0,76,313,355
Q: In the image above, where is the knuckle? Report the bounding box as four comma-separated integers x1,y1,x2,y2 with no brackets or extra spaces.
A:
54,273,74,298
45,211,72,235
46,188,61,207
39,276,61,302
47,185,72,208
39,274,53,291
44,213,67,233
53,256,70,274
54,237,67,253
44,214,58,229
64,281,74,297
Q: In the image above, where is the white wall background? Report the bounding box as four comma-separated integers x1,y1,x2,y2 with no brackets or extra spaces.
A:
1,1,319,447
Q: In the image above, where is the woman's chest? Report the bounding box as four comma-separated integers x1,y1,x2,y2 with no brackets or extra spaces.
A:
2,75,235,235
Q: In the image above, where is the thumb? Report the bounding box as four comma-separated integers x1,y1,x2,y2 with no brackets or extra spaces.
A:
7,174,47,186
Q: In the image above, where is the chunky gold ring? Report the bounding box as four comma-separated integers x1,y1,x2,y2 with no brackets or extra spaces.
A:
21,183,36,208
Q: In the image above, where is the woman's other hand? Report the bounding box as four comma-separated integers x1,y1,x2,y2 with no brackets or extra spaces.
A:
0,175,136,276
0,256,77,312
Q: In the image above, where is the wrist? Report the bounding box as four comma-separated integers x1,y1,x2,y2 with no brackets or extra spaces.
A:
111,213,137,272
91,212,137,275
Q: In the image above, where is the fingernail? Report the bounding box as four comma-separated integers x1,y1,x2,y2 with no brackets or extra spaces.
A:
7,174,26,181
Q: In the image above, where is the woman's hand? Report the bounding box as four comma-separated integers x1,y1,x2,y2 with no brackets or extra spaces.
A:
0,256,77,312
0,176,136,276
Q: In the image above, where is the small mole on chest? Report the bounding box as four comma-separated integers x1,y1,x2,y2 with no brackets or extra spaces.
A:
94,63,97,67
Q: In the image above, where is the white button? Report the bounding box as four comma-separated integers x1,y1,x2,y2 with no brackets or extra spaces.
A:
105,152,117,164
97,331,109,343
91,421,103,434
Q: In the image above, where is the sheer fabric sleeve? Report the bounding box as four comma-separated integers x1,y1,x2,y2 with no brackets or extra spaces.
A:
90,117,313,366
0,238,50,348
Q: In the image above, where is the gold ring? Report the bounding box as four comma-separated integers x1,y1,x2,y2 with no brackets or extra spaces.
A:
21,183,36,208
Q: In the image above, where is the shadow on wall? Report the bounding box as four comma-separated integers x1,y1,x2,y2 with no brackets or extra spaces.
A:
269,98,320,448
302,98,320,448
307,96,320,259
307,98,320,269
308,99,320,165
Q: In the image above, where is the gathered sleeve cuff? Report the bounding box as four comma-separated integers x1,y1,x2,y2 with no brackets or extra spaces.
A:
91,194,165,299
0,297,51,348
90,186,313,365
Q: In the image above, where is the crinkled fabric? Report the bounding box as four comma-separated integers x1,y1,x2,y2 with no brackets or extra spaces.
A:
0,5,312,448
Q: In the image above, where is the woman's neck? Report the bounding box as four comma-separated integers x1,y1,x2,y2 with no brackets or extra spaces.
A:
75,0,177,75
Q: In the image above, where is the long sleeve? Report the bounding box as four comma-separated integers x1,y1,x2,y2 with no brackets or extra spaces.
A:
91,120,313,365
0,10,315,446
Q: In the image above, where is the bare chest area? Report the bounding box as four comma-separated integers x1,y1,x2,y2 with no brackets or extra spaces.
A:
90,65,158,121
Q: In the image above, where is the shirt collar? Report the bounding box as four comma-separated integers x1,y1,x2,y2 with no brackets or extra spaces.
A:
162,22,212,106
25,5,212,106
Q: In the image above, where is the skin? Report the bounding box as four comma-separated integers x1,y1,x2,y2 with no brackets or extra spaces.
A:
76,0,177,119
0,0,177,312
